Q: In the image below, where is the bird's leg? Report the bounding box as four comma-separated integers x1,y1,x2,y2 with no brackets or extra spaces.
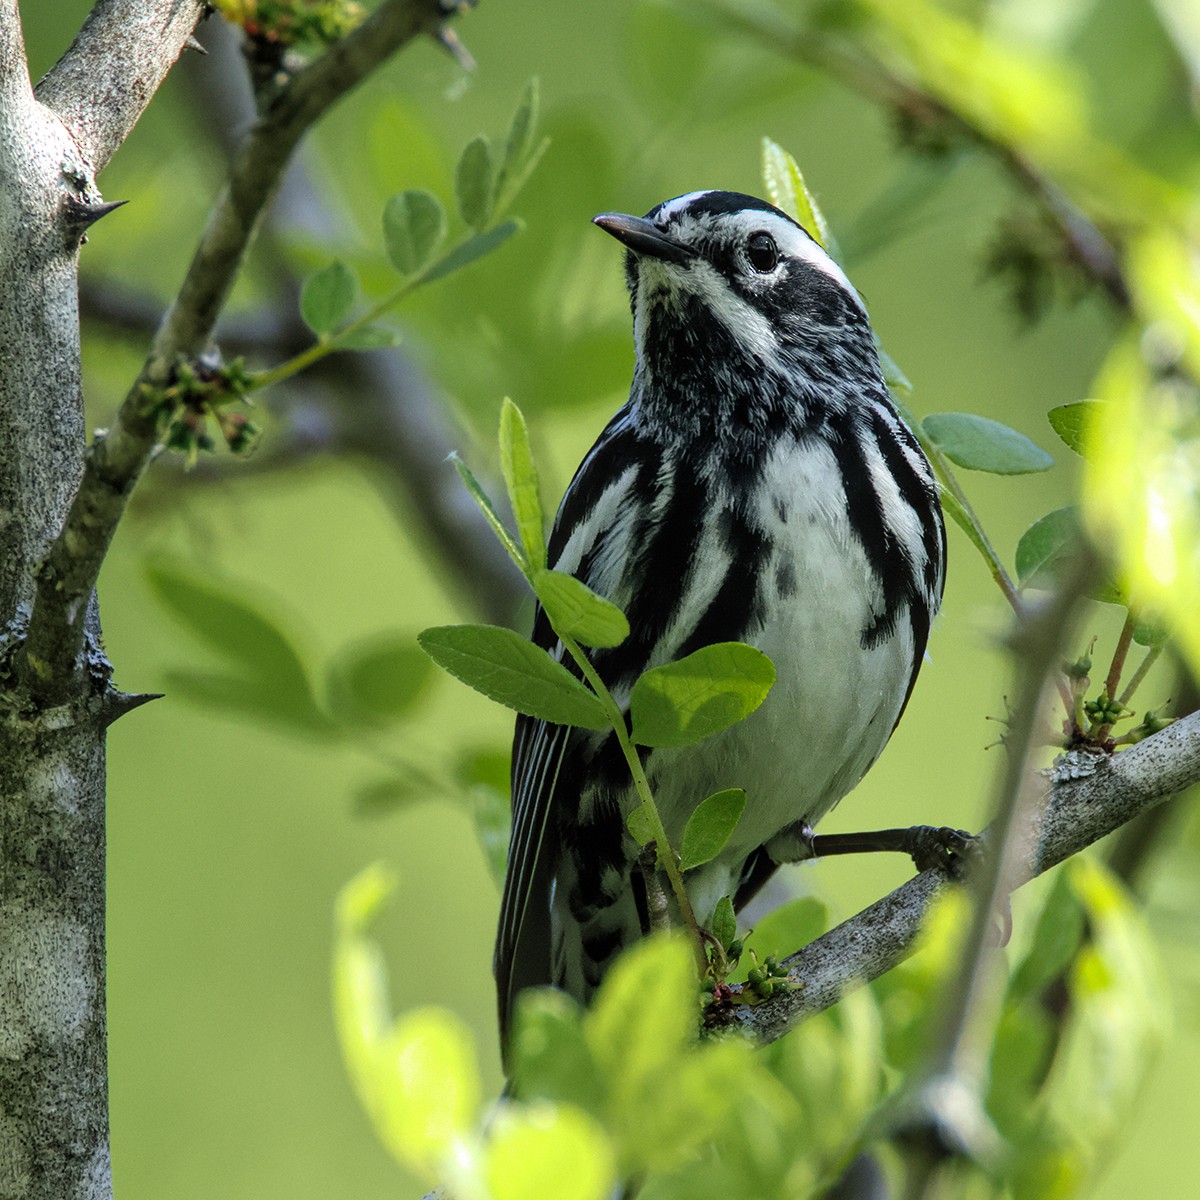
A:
783,821,980,876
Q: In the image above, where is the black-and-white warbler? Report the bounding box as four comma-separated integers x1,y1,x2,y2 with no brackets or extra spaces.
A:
495,190,946,1044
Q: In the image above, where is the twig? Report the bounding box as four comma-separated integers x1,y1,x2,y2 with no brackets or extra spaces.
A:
18,0,452,701
722,705,1200,1047
35,0,206,175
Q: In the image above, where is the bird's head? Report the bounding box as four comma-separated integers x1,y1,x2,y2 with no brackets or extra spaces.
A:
593,191,878,417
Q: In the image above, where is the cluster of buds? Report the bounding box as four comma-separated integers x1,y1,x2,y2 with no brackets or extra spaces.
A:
141,355,261,467
745,953,794,1000
211,1,364,47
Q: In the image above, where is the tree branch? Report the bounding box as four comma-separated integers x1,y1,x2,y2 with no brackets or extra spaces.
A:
34,0,205,175
17,0,453,701
725,709,1200,1047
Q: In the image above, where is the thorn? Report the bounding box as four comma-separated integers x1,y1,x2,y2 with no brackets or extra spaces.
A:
437,26,475,71
100,690,164,727
66,197,128,231
184,35,208,55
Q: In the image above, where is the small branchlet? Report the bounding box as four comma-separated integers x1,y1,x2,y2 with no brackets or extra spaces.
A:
139,355,260,466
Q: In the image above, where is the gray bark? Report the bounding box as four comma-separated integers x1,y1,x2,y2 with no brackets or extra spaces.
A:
0,3,204,1197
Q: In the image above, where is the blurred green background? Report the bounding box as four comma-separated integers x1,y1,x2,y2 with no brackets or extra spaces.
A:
21,0,1200,1196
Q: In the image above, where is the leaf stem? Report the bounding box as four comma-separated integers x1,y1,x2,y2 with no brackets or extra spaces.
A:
557,631,709,973
1117,644,1163,710
1104,609,1137,702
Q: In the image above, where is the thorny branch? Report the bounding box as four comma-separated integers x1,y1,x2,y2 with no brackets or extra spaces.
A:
17,0,454,702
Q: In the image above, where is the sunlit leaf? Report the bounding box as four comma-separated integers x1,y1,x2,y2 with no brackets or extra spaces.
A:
1084,336,1200,676
761,136,836,256
333,866,481,1178
300,261,356,336
483,1102,615,1200
382,189,446,275
679,789,746,871
499,397,547,570
923,412,1054,474
511,989,604,1114
418,624,608,729
1047,401,1103,458
630,642,775,748
533,569,629,649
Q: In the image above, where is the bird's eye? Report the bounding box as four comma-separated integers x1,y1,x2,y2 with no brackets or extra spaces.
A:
746,232,779,273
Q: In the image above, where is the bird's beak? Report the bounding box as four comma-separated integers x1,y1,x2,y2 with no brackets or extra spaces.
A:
592,213,695,265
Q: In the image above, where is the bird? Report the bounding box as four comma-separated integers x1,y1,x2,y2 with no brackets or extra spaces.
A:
494,189,946,1050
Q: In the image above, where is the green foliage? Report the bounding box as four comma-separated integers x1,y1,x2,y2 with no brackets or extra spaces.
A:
629,642,775,749
531,570,629,649
382,189,447,276
299,260,357,336
1047,401,1101,458
325,633,434,727
679,789,746,871
922,412,1054,475
417,625,610,730
456,136,496,231
499,397,547,571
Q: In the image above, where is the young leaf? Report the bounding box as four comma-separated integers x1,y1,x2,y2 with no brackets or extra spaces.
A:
456,134,495,230
1015,507,1125,603
761,136,836,256
679,789,747,871
423,219,522,284
922,412,1054,474
533,569,629,649
452,453,528,576
629,642,775,749
483,1101,615,1200
382,189,446,275
300,261,356,336
1048,400,1103,457
626,802,657,847
418,624,608,729
710,895,737,952
502,77,539,181
499,397,546,570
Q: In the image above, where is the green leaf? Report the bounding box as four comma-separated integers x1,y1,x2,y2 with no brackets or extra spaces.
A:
382,189,446,275
761,136,836,256
1007,869,1086,1005
451,453,528,576
352,776,420,819
483,1102,615,1200
333,866,481,1178
511,990,605,1115
300,261,356,336
922,412,1054,474
711,895,737,951
1132,612,1169,648
470,780,511,888
533,569,629,649
1015,507,1122,603
499,397,546,570
423,219,522,284
626,801,657,847
335,325,401,350
630,642,776,749
417,624,608,729
456,134,495,230
679,789,746,871
939,489,992,564
1048,401,1102,457
502,77,540,181
145,562,328,734
327,633,434,725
